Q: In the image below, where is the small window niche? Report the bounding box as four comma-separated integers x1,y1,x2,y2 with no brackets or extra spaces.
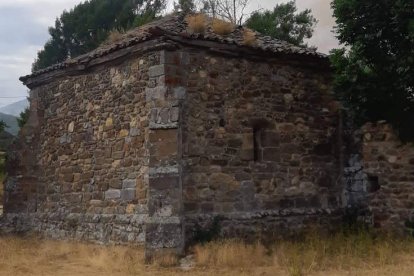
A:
250,118,271,163
367,175,380,193
253,127,263,162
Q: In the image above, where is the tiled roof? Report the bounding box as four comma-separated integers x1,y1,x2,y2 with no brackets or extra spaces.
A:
20,13,327,82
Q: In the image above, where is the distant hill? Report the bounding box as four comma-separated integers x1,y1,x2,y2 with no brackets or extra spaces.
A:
0,112,19,136
0,99,29,117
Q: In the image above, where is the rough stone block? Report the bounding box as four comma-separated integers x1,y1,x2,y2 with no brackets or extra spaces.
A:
109,179,122,189
149,175,179,190
118,129,129,138
112,151,124,160
262,148,280,162
145,87,167,101
68,121,75,133
149,129,178,143
121,189,136,201
123,179,137,189
240,149,254,161
170,107,179,122
148,65,165,77
158,108,170,124
149,122,179,130
105,189,121,200
172,87,186,100
145,222,184,249
130,128,141,137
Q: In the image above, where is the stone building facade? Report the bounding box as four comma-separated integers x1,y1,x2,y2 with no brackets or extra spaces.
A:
1,14,412,258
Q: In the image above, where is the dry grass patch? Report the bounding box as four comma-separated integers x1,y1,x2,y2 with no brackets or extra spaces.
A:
186,14,207,33
102,29,125,45
194,240,268,268
193,231,414,276
243,28,257,46
211,18,235,35
150,252,180,267
0,236,148,276
274,230,412,275
1,232,414,276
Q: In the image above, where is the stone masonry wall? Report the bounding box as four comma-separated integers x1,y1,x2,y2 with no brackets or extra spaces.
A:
3,52,159,243
2,45,347,251
180,50,344,241
360,122,414,233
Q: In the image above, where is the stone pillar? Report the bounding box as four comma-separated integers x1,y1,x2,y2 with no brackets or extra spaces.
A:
144,50,186,260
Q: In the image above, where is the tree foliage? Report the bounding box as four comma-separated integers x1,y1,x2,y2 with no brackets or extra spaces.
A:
331,0,414,140
0,121,6,133
200,0,250,25
245,0,316,47
17,108,30,129
174,0,196,14
32,0,166,72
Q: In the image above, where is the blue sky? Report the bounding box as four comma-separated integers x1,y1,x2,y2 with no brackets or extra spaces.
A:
0,0,338,107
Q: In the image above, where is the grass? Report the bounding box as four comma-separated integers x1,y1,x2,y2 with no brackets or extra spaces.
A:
102,29,125,45
186,14,207,33
211,18,235,35
0,231,413,276
193,230,413,276
242,28,257,46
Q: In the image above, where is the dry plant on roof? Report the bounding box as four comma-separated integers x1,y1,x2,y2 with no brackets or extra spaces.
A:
211,18,235,35
186,14,207,33
242,28,257,46
102,29,125,45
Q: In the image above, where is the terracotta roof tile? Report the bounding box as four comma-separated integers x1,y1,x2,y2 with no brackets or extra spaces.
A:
21,13,327,82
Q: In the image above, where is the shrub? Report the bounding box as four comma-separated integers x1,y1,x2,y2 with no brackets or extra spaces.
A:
103,29,125,45
186,14,207,33
211,18,235,35
242,28,257,46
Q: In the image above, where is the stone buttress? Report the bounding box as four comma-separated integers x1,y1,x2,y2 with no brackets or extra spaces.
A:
144,50,187,259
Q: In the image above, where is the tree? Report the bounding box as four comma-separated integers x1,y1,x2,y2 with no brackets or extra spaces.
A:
32,0,166,72
245,1,316,47
17,108,30,129
331,0,414,140
199,0,250,25
0,121,6,133
174,0,196,14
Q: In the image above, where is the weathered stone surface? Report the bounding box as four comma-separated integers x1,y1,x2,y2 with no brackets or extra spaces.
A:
123,179,137,189
121,189,136,201
354,122,414,231
105,189,121,200
4,52,155,245
180,51,342,225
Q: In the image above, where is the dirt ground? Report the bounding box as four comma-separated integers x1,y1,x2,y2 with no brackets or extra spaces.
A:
1,235,414,276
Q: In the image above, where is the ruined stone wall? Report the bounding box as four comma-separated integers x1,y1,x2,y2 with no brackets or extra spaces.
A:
4,52,160,243
180,50,344,241
360,122,414,232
